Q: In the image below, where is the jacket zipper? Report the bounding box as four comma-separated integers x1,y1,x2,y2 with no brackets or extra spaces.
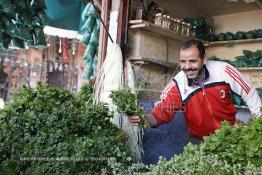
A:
201,86,217,129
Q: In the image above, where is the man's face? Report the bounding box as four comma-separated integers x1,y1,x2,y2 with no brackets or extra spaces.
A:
179,46,205,80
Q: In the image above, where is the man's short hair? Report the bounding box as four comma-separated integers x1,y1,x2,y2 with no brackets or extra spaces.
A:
180,40,205,59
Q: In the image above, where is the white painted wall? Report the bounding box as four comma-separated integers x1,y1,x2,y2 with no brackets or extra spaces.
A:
213,10,262,34
207,10,262,60
107,0,121,48
206,42,262,60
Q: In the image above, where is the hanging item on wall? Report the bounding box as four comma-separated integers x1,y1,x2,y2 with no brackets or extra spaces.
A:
63,63,68,72
71,39,76,55
80,2,100,81
72,67,79,93
54,61,58,71
47,36,55,73
9,59,15,68
58,63,63,72
47,61,53,73
62,38,69,63
59,38,62,54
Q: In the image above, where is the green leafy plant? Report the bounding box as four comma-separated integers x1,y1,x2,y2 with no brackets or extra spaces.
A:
202,117,262,167
110,89,149,127
0,83,133,174
128,112,262,175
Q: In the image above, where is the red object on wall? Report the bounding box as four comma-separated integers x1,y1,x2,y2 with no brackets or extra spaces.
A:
62,38,69,63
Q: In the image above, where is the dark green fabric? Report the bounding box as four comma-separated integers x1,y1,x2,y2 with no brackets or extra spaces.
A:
45,0,85,31
80,3,100,80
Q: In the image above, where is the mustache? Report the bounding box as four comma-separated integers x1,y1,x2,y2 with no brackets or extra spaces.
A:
183,68,197,72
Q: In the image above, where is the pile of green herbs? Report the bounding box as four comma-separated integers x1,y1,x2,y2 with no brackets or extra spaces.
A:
117,114,262,175
0,83,133,175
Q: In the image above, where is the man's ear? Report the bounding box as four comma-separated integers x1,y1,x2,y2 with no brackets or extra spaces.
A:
203,54,207,64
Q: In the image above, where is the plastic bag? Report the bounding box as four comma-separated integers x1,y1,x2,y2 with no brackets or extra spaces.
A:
18,12,32,27
0,32,12,51
0,0,16,18
31,0,46,11
20,6,35,23
81,3,92,21
85,3,97,18
82,58,94,80
12,37,25,49
0,30,4,49
14,0,26,13
35,12,48,26
31,15,44,28
80,17,96,33
25,39,34,48
92,56,97,77
33,28,47,46
15,24,32,41
84,44,97,62
89,19,100,46
81,31,92,45
2,18,17,37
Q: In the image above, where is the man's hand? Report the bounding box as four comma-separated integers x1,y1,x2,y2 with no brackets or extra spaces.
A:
128,116,141,126
127,113,158,128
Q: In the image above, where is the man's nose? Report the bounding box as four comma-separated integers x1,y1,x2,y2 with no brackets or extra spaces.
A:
184,62,191,69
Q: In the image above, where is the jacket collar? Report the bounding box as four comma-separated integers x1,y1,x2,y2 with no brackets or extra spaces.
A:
187,65,209,87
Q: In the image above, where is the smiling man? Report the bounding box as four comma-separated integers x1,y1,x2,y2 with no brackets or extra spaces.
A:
129,39,262,144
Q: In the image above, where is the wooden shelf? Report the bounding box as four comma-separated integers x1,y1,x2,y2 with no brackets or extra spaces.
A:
207,38,262,47
129,20,210,45
237,67,262,71
128,57,180,69
129,20,191,42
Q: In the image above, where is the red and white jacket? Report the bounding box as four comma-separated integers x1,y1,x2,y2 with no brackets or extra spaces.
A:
152,61,262,139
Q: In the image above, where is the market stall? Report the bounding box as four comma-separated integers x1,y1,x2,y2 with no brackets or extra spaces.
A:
125,0,262,165
0,0,262,174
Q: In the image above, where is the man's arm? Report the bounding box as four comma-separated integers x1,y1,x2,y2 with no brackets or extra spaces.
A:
224,64,262,115
145,113,158,127
129,79,182,127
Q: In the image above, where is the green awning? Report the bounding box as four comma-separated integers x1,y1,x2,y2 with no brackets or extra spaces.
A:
45,0,85,31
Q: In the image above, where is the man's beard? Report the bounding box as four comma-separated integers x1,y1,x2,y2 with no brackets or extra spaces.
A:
184,68,198,79
184,68,204,81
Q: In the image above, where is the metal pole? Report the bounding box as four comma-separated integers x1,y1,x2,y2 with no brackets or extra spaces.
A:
90,0,114,43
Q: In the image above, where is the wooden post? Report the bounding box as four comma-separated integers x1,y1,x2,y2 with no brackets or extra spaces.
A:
96,0,111,73
117,0,131,58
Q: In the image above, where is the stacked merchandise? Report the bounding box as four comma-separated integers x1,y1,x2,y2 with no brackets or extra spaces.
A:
209,29,262,42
